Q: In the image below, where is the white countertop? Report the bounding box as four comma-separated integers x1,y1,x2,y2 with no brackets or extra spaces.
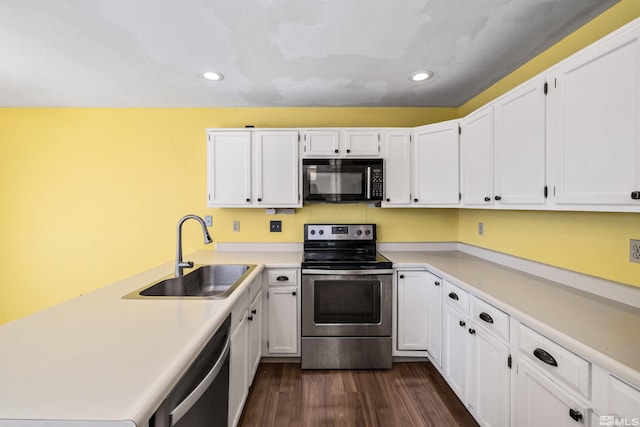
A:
0,251,301,426
382,250,640,385
1,247,638,425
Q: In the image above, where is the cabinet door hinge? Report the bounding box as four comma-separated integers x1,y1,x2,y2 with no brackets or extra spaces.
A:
508,355,512,369
543,82,548,95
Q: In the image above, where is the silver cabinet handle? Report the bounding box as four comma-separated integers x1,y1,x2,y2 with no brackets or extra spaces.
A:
170,337,230,425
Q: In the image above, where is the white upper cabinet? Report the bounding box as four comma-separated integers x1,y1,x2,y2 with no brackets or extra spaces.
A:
461,105,495,206
413,120,460,206
382,129,412,206
207,131,252,206
494,76,547,206
252,130,300,207
546,19,640,211
302,129,381,157
302,129,340,157
342,129,381,156
207,130,300,208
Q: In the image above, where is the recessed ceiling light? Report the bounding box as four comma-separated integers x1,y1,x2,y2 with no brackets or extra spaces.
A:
410,71,433,82
203,71,224,81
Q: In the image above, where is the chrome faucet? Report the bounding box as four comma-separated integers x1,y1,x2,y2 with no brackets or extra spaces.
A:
175,215,213,277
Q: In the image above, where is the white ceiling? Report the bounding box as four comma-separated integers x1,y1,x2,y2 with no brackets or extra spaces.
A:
0,0,619,108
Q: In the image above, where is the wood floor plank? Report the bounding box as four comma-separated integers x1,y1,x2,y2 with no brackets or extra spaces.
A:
238,362,479,427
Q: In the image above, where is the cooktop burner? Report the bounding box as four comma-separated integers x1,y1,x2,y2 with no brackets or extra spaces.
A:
302,224,392,270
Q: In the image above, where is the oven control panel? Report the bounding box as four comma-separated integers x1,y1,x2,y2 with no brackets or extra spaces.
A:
305,224,376,241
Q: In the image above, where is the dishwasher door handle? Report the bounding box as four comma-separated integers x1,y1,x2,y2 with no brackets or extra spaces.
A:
170,336,230,426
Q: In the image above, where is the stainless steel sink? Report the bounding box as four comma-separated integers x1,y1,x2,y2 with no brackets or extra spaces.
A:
123,264,256,299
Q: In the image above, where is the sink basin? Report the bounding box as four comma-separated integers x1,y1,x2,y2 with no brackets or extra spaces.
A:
123,264,256,299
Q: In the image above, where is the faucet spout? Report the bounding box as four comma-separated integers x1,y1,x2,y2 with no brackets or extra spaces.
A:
175,215,213,277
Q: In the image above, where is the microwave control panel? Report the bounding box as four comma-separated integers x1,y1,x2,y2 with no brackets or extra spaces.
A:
371,167,383,198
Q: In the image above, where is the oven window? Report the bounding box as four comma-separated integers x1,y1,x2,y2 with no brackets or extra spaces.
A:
313,280,381,324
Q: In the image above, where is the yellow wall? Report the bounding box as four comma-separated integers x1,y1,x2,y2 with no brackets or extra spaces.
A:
1,1,639,325
456,0,640,288
0,108,456,324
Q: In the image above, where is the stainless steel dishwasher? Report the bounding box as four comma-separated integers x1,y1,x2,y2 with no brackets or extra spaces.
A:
150,315,230,427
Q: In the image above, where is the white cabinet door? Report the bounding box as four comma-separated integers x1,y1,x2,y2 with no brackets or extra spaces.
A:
267,286,299,354
248,290,263,384
468,327,511,427
547,21,640,209
461,106,495,206
302,130,340,157
425,271,443,368
229,311,249,427
207,131,252,207
382,130,412,206
443,304,469,402
413,120,460,206
516,358,590,427
342,129,380,157
396,271,428,351
252,130,300,207
494,76,547,206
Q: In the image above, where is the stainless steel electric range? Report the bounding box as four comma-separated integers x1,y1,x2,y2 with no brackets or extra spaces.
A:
301,224,393,370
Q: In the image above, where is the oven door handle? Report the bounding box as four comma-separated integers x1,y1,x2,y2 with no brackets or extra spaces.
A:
302,269,394,275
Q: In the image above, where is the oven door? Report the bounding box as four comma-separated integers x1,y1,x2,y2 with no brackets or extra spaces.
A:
301,271,392,337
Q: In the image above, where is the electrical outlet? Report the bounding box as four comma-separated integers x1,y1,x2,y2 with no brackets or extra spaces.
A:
630,239,640,264
270,220,282,232
204,216,212,227
232,221,240,232
478,222,484,236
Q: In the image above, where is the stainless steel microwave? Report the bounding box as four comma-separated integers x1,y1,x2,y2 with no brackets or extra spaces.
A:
302,158,383,203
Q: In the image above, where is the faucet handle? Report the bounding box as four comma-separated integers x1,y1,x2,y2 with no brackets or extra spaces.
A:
178,261,194,269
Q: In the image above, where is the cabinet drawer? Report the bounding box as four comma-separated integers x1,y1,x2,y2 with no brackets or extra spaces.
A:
443,281,469,314
267,269,298,286
472,298,509,341
519,324,591,398
608,375,640,419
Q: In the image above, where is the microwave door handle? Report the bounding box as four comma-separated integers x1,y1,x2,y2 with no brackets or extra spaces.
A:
366,166,372,199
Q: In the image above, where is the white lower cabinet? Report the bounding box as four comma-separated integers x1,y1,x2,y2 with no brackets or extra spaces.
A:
229,276,263,427
395,270,442,365
264,269,300,356
443,302,470,401
396,271,429,351
229,305,249,427
468,326,511,427
442,282,511,427
516,358,590,426
248,289,263,381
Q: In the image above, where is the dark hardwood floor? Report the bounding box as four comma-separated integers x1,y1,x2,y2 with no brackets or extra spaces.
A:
238,362,479,427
